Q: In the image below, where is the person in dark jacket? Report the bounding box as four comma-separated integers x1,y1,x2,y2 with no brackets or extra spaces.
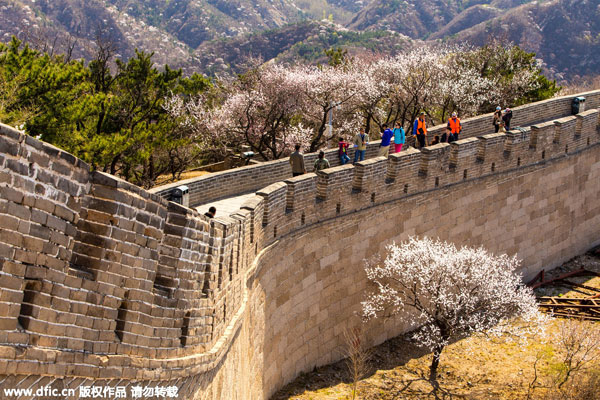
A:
493,106,502,133
205,206,216,218
502,108,513,131
379,124,394,157
313,151,330,171
289,144,306,177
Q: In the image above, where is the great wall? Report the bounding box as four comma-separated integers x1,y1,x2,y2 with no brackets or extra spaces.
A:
0,90,600,399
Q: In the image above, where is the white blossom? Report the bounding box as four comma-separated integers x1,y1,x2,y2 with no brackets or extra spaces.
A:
362,236,547,382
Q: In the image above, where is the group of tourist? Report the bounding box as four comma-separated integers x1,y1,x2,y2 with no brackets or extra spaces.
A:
289,106,514,174
335,122,405,166
493,107,513,133
206,107,515,221
208,107,513,220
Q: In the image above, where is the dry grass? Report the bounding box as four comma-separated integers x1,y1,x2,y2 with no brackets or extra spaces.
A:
153,170,210,187
272,252,600,400
559,77,600,96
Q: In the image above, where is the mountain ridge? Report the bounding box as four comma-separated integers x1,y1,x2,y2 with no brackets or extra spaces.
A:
0,0,596,81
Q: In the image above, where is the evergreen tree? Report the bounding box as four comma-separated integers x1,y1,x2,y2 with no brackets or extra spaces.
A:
0,37,212,188
0,37,91,147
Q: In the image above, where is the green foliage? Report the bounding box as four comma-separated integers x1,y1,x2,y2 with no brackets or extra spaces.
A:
0,35,560,188
0,37,92,146
463,40,561,110
291,29,392,62
80,50,212,187
325,47,348,67
0,37,212,188
518,74,560,106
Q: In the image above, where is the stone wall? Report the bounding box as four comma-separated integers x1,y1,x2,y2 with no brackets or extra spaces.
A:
151,90,600,207
0,93,600,399
0,123,255,397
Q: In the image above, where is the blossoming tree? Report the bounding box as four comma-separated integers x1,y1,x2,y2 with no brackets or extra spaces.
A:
217,64,312,160
165,42,558,164
296,63,366,151
362,237,545,386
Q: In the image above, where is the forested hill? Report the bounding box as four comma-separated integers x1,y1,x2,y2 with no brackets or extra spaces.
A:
441,0,600,81
348,0,528,38
0,0,598,80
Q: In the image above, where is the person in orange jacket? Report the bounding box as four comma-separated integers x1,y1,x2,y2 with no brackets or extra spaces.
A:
447,112,462,143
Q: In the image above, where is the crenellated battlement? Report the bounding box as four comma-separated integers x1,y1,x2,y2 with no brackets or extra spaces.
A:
225,108,599,251
0,124,254,383
1,93,600,399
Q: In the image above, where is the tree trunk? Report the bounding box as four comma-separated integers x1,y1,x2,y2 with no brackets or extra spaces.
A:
310,105,330,152
429,343,444,386
364,114,371,134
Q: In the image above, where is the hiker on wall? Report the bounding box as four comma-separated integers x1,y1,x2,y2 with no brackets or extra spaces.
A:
313,150,330,171
338,137,350,165
493,106,502,133
289,144,306,177
353,127,369,163
392,122,405,153
503,108,513,131
413,112,428,149
379,124,394,157
447,112,462,143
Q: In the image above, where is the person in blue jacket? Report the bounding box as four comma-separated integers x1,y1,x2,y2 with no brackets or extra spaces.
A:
378,124,394,157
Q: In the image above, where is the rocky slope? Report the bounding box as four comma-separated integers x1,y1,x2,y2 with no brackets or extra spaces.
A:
444,0,600,80
0,0,597,81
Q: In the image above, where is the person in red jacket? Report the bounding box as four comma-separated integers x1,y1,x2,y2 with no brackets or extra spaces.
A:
447,112,462,143
338,137,350,165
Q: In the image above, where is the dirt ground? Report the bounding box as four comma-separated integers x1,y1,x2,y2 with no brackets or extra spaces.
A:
272,250,600,400
153,170,210,186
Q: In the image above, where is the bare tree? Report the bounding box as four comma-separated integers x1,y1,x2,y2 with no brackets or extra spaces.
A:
19,24,81,62
553,318,600,389
343,327,371,400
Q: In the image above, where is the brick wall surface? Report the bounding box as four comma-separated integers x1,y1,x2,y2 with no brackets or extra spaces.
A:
0,91,599,399
256,141,600,396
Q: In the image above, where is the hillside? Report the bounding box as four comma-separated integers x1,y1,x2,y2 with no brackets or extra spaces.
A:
445,0,600,80
192,20,413,75
0,0,372,72
277,26,414,64
428,4,502,40
0,0,200,71
106,0,301,47
348,0,492,39
192,21,323,75
0,0,598,81
348,0,534,38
